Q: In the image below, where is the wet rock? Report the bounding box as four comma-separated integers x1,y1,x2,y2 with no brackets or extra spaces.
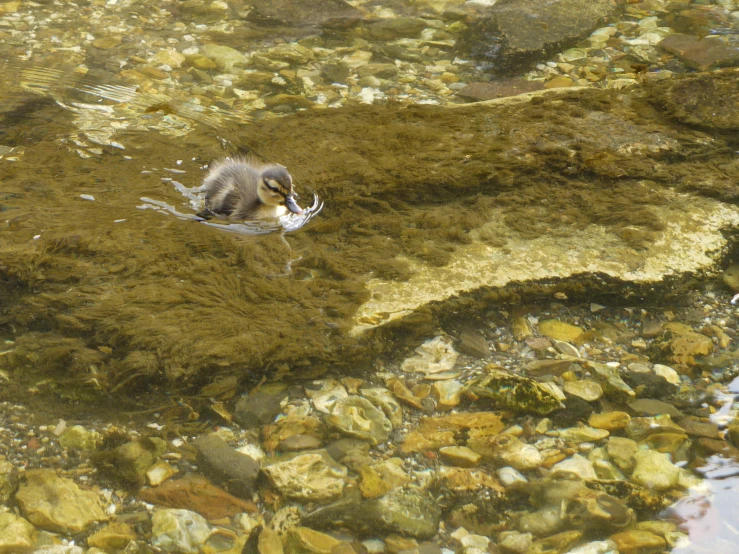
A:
562,380,603,402
86,522,138,551
234,384,291,429
609,530,665,554
193,434,260,497
497,466,528,487
246,0,363,29
606,437,638,473
325,396,392,445
588,411,631,432
557,426,609,443
538,320,584,343
200,44,247,72
457,328,490,358
566,540,618,554
262,415,326,454
468,369,564,415
367,18,427,40
563,488,633,532
92,436,166,487
151,508,211,553
320,62,351,85
456,79,545,101
431,380,464,409
0,513,35,553
659,34,739,71
147,460,177,486
404,412,506,453
261,44,315,66
528,530,582,553
15,469,109,533
358,458,411,499
361,388,404,427
653,364,680,385
439,446,482,468
303,487,440,539
551,454,597,480
470,434,542,470
259,527,285,554
152,49,186,69
625,415,685,441
627,398,682,418
498,531,533,553
586,362,635,401
458,0,616,75
138,474,256,520
630,450,680,491
680,418,719,439
650,68,739,131
656,323,714,365
401,336,459,376
285,527,344,554
262,449,348,502
622,372,677,399
59,425,100,451
589,448,625,481
0,461,18,503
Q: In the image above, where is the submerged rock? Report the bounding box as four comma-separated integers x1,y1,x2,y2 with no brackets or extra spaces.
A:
193,434,260,497
262,450,348,503
302,487,440,539
325,396,392,445
457,0,618,74
151,509,211,554
468,369,564,415
15,469,109,534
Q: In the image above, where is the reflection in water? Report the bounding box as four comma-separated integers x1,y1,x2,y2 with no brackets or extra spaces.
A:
139,178,324,236
664,456,739,553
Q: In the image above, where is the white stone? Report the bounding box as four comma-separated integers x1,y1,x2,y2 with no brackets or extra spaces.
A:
151,509,211,553
654,364,680,385
551,454,598,480
497,466,528,487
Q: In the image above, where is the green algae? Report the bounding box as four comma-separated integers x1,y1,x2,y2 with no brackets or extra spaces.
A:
1,69,738,398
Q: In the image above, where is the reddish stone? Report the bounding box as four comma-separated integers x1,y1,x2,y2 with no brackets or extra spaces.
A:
138,474,257,520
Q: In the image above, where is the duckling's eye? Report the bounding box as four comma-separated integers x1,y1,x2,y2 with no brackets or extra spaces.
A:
263,179,284,195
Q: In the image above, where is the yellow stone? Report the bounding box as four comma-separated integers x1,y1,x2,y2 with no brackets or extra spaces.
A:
87,522,137,550
589,411,631,431
92,36,121,50
538,319,584,342
545,76,574,88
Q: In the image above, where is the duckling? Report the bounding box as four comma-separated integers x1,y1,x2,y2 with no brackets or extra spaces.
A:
201,158,303,220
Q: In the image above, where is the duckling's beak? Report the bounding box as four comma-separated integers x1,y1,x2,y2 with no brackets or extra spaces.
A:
285,195,303,215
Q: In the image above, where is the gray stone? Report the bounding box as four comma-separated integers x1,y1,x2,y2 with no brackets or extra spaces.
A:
193,434,260,498
234,384,290,428
659,34,739,71
303,487,440,539
151,509,211,553
367,18,427,40
246,0,363,28
457,0,618,75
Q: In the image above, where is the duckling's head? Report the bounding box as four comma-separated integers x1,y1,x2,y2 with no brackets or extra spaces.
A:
258,165,303,215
